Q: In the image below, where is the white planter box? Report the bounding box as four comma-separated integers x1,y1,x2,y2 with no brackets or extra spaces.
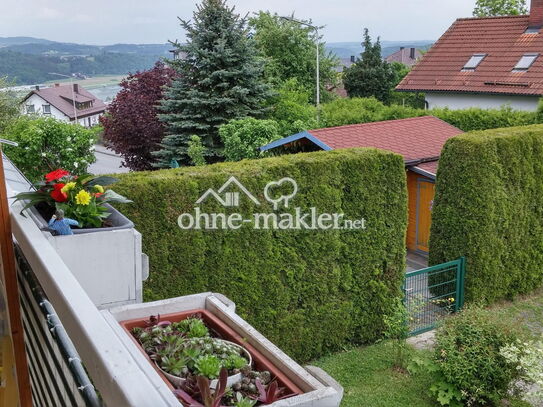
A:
102,293,343,407
44,227,146,308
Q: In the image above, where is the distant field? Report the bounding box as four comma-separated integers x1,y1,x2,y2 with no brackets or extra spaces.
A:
44,74,125,89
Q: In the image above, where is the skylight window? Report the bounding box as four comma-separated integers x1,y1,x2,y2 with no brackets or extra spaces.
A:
462,54,486,71
513,54,539,71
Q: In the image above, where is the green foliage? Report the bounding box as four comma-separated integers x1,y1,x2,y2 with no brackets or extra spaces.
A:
250,12,339,102
267,79,318,137
433,307,520,405
194,355,222,379
188,135,207,166
473,0,527,17
156,0,271,167
343,29,396,103
114,148,408,361
219,118,280,161
319,97,539,131
0,76,20,132
2,117,96,182
430,124,543,303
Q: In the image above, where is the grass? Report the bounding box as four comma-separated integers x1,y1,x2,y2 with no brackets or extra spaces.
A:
489,288,543,340
44,74,125,89
312,290,543,407
313,342,435,407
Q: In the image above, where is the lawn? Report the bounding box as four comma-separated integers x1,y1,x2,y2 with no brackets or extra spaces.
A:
314,342,435,407
313,290,543,407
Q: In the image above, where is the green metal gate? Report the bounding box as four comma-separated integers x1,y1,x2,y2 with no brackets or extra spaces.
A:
403,257,466,336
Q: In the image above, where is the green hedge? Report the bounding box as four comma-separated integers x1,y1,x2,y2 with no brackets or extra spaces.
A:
430,124,543,303
319,97,539,132
114,148,408,362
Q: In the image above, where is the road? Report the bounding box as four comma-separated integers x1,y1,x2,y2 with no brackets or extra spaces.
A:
88,145,129,175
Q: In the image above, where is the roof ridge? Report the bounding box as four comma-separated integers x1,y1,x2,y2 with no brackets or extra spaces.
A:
455,14,528,22
309,115,439,133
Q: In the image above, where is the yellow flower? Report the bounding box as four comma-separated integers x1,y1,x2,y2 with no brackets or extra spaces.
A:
94,185,104,193
75,190,91,205
61,182,76,194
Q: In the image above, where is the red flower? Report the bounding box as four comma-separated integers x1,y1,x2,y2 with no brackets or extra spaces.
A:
50,183,68,202
45,169,70,183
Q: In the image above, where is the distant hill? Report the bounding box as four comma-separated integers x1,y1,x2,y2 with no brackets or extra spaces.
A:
0,37,171,85
0,36,56,47
0,36,435,85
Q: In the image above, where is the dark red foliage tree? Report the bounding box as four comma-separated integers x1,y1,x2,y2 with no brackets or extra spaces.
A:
100,62,177,171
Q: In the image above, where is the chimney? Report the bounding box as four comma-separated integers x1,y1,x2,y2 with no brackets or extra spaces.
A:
55,83,60,87
529,0,543,29
35,85,39,91
350,55,355,63
400,46,405,50
73,83,79,94
410,48,416,60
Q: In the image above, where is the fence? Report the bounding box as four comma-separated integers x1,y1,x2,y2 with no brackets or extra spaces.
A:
403,257,465,335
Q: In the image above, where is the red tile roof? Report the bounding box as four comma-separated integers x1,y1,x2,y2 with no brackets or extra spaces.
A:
307,116,463,162
23,84,107,120
396,15,543,96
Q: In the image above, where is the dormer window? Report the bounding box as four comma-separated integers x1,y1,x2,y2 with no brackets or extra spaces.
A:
462,54,486,71
513,53,539,71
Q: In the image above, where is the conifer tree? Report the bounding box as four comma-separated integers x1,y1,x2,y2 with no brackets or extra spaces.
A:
343,28,396,103
156,0,271,167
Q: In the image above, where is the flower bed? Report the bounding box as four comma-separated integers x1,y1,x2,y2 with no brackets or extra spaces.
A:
123,309,302,406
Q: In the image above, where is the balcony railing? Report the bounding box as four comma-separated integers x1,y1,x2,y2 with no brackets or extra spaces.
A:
5,159,180,406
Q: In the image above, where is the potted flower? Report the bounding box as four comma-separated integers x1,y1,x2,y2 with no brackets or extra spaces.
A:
13,169,132,235
11,168,145,309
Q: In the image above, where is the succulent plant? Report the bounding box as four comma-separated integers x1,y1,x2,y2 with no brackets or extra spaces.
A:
194,355,221,379
160,356,187,376
250,379,291,404
224,354,248,370
233,393,256,407
174,368,229,407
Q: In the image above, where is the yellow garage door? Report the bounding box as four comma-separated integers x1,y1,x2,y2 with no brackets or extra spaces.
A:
416,179,435,253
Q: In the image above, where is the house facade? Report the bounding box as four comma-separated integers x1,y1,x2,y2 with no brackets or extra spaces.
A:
397,0,543,111
21,83,106,128
260,116,463,254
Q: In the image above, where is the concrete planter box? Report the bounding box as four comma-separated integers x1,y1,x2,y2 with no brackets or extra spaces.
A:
29,203,146,309
102,293,343,407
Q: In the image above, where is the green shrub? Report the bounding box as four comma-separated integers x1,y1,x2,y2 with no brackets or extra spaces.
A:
318,97,539,132
114,148,408,362
430,124,543,303
434,307,519,406
2,116,97,182
219,118,281,162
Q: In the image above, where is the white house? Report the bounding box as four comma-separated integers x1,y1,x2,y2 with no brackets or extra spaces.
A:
21,83,107,127
397,0,543,111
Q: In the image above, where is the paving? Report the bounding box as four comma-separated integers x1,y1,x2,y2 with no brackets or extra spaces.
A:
89,145,129,175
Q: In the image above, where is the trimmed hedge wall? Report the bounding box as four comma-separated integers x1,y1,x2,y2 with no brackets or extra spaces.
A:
114,148,408,362
430,124,543,303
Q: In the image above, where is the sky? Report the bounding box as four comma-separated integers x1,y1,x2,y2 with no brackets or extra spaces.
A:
0,0,478,45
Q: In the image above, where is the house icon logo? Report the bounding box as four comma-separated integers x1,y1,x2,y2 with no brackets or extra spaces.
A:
195,176,260,207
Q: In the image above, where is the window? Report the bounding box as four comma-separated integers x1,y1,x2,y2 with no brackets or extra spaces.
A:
463,54,486,70
513,54,539,71
26,104,35,114
42,104,51,114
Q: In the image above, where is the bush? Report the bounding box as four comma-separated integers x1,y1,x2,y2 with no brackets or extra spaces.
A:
219,118,281,161
318,97,539,132
3,117,96,182
434,307,519,405
113,148,408,362
430,124,543,303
